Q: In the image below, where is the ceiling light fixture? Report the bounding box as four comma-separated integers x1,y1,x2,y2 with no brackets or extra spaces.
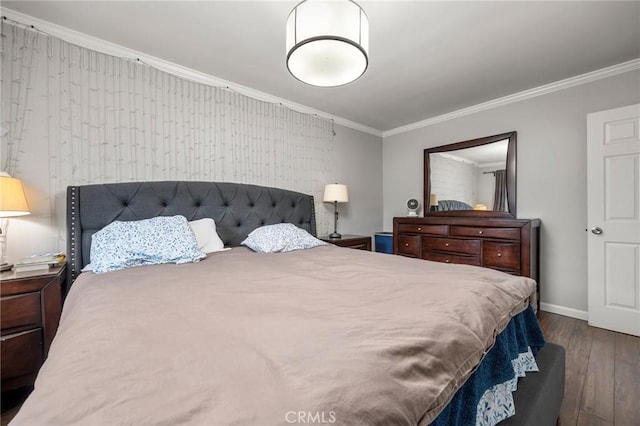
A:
286,0,369,87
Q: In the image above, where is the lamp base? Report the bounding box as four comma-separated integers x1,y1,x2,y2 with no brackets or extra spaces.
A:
328,232,342,239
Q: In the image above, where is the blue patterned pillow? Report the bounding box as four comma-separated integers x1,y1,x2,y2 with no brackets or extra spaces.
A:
241,223,327,253
89,215,206,273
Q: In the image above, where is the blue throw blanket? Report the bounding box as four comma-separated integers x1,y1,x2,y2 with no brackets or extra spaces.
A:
430,305,545,425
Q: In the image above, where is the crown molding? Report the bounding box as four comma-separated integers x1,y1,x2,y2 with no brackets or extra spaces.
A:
2,9,383,138
383,58,640,138
4,8,636,140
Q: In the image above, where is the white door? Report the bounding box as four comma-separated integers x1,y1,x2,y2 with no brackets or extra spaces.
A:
587,103,640,336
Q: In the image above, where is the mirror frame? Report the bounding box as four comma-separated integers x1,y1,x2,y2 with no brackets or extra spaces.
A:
424,131,517,218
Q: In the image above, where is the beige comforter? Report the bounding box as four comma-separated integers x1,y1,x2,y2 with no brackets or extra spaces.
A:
11,246,536,426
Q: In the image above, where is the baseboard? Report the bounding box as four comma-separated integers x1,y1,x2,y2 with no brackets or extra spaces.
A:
540,302,588,321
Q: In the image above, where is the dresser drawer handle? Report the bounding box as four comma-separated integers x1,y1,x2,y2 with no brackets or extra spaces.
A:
478,230,483,235
497,253,502,257
445,259,450,263
405,243,409,247
445,243,450,247
417,227,422,231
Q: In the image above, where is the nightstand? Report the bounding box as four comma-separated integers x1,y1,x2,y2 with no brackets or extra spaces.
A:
1,265,65,392
320,234,372,251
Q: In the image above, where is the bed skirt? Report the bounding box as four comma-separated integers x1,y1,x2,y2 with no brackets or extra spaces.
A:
431,305,546,425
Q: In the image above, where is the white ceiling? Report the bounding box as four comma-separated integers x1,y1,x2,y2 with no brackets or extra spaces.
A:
3,1,640,134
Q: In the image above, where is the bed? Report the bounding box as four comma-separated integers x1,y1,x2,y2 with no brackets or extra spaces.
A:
10,181,564,425
436,200,473,211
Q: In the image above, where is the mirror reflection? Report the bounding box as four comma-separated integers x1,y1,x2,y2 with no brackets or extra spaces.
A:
429,139,509,212
424,131,517,217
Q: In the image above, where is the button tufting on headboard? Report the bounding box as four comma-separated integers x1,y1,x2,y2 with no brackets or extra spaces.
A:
66,181,316,291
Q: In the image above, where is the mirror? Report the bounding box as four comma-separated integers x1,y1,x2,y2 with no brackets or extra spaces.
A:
424,131,516,217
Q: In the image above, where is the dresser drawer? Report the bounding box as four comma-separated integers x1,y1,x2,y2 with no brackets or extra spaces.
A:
397,224,448,236
423,251,481,266
423,237,481,255
398,234,421,257
483,241,521,271
1,329,43,381
1,292,41,330
450,226,521,240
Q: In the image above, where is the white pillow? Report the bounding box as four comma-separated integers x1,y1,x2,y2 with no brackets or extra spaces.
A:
189,218,226,253
241,223,327,253
89,215,206,273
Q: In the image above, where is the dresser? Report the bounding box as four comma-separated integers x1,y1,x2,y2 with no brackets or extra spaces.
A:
1,266,65,391
393,217,540,305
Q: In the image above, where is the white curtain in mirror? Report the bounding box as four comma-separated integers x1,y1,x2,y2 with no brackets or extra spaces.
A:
430,153,476,210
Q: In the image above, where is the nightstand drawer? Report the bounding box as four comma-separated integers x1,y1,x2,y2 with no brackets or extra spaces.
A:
1,329,43,381
483,241,521,271
398,235,421,257
1,292,41,329
320,235,371,251
1,265,64,391
422,251,481,266
346,242,370,250
423,237,481,255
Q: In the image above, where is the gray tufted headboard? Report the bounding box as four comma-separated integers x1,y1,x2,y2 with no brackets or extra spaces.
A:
66,181,316,286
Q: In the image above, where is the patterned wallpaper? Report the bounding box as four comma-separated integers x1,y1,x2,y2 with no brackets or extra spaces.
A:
1,21,335,249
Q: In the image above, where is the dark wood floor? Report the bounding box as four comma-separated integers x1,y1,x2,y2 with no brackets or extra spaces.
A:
538,311,640,426
1,312,638,425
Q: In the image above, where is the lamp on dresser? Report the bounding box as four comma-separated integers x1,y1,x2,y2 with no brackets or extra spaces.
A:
0,173,31,270
323,183,349,239
429,194,438,212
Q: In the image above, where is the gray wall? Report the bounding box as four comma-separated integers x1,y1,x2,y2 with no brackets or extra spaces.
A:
383,70,640,314
328,125,384,238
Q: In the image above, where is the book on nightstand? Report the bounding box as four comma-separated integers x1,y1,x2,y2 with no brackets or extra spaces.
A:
13,252,66,272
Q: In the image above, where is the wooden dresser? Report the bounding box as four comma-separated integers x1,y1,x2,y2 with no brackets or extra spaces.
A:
393,217,540,304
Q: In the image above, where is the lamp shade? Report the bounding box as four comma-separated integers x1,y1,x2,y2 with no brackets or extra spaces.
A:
286,0,369,87
0,175,30,217
323,184,349,203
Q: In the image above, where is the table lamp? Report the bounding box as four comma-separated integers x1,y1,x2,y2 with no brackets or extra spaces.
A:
430,194,438,212
323,184,349,239
0,173,31,268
